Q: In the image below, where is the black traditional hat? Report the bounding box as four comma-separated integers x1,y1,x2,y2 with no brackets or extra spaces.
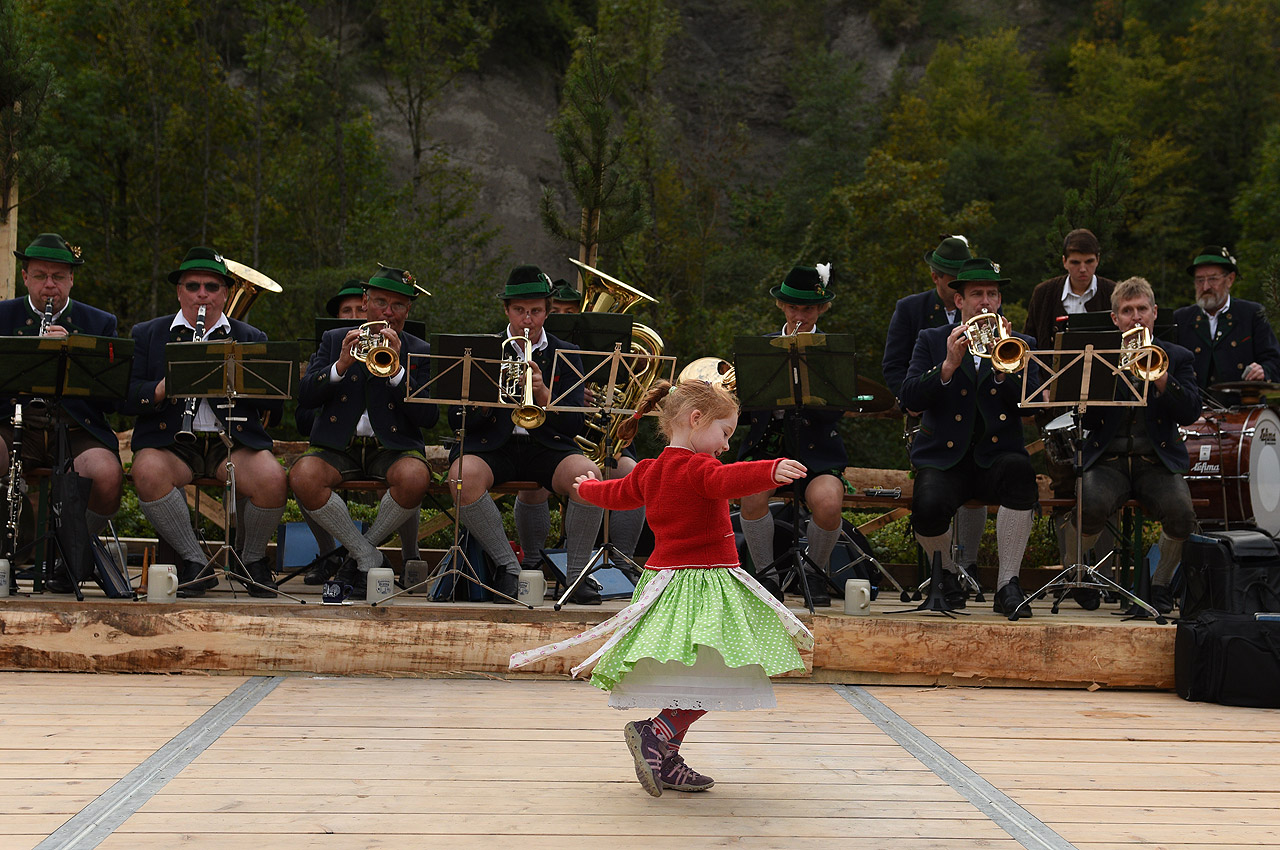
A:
167,247,232,284
15,233,84,266
550,278,582,303
1187,245,1239,277
499,264,554,299
770,264,834,304
326,279,366,317
947,257,1010,291
923,236,972,276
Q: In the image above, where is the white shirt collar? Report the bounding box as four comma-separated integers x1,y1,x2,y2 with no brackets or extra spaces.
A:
780,323,820,335
171,310,232,336
1203,294,1232,319
505,325,548,353
1060,274,1098,304
28,296,70,323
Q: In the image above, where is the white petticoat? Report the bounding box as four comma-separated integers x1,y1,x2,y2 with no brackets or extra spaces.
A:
606,644,776,711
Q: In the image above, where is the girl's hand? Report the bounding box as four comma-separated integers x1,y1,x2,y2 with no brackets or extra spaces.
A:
774,459,807,484
571,471,597,498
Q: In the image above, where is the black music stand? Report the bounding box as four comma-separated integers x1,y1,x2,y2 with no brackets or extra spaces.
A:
734,332,863,615
547,342,677,610
375,334,525,606
1018,341,1167,623
166,339,304,602
0,335,134,598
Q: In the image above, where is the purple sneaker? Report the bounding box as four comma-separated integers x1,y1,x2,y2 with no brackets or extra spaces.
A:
623,720,665,797
660,752,715,791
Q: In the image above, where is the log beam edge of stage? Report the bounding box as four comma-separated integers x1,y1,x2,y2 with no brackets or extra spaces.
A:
0,603,1173,689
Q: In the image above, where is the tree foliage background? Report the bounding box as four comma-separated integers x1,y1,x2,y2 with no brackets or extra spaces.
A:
7,0,1280,459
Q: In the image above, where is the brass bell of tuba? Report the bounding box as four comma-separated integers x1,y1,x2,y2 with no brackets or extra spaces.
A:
350,321,400,378
500,329,546,429
678,356,736,394
222,258,284,320
963,309,1028,374
1119,325,1168,382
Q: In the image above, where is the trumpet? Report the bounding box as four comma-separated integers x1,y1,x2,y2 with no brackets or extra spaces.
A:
1119,325,1168,381
963,310,1028,374
500,329,546,429
350,321,400,378
175,305,207,445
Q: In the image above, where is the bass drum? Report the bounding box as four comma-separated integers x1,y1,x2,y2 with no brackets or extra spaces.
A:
1181,406,1280,535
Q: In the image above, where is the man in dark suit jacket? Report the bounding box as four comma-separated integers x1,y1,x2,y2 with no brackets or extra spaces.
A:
1071,277,1201,615
901,258,1040,620
1023,229,1116,351
737,265,845,606
1,233,124,593
125,247,287,598
289,265,436,596
1173,245,1280,393
447,265,603,603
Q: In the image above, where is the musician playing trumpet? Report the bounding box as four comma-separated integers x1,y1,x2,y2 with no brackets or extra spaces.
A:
447,265,603,604
0,233,123,593
289,265,436,598
1066,277,1200,615
126,248,287,597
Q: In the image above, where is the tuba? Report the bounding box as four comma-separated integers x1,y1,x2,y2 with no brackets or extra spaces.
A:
1119,325,1168,382
678,356,736,393
350,321,399,378
963,309,1028,374
222,258,283,320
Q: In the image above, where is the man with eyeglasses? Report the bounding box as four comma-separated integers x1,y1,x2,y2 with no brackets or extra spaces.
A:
1173,245,1280,391
1,233,123,593
125,247,288,597
289,264,436,598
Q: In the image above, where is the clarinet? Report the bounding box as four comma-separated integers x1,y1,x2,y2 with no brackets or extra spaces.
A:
5,403,23,560
26,298,56,413
174,305,206,445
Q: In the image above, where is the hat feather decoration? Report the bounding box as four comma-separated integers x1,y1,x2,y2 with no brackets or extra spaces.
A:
815,262,831,287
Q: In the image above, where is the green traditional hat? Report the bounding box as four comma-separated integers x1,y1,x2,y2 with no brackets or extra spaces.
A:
770,264,834,304
550,278,582,303
167,246,232,284
365,263,423,298
326,279,367,317
923,235,972,275
948,257,1010,291
14,233,84,266
1187,245,1239,277
499,264,554,300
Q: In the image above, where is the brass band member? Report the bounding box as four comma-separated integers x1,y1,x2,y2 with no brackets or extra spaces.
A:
549,279,583,314
1,234,124,593
289,266,436,598
1068,277,1200,615
900,258,1039,619
126,248,287,597
738,265,845,606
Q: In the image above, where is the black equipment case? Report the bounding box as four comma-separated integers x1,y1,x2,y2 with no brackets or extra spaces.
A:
1175,611,1280,707
1180,530,1280,618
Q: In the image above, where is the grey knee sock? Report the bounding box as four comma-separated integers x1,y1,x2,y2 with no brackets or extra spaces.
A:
301,508,336,554
310,492,380,570
741,513,775,572
459,496,520,575
398,514,420,560
1063,519,1100,569
954,505,987,567
804,518,841,572
364,492,417,550
564,500,603,580
514,499,552,568
242,501,285,563
995,507,1034,587
915,531,952,574
139,488,206,564
86,509,113,539
608,507,647,559
1153,532,1183,587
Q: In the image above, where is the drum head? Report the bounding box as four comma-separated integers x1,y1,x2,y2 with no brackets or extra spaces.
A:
1248,408,1280,535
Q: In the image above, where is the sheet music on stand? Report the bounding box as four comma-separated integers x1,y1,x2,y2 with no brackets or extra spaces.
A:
166,340,297,402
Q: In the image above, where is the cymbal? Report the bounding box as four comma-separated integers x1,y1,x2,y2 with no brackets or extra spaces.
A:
1209,380,1280,394
851,376,896,414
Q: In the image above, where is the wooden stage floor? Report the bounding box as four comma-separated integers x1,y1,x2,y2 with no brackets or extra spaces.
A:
2,672,1275,850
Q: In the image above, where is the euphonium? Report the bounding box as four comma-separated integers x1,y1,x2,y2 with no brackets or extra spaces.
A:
1120,325,1168,382
963,309,1028,374
350,321,399,378
678,356,736,393
500,329,546,429
222,258,283,320
175,305,207,445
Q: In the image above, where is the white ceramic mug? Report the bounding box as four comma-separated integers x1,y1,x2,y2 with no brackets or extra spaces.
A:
0,558,10,597
367,566,395,604
148,564,179,603
844,578,872,616
517,569,547,607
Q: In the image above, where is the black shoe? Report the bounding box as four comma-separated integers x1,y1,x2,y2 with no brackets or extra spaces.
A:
758,574,784,603
234,558,277,598
334,558,369,599
568,580,602,605
939,570,967,609
177,559,215,598
1150,583,1175,615
993,577,1031,620
1073,586,1102,610
303,547,347,585
42,567,76,594
801,570,831,607
491,570,518,603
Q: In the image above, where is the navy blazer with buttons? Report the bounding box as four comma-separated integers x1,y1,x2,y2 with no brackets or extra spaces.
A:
298,326,436,451
448,331,586,454
1172,298,1280,388
125,313,282,451
882,288,955,399
1080,340,1201,473
899,323,1039,471
0,297,121,450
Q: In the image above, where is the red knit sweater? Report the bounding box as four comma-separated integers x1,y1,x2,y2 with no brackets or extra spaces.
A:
577,447,783,570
